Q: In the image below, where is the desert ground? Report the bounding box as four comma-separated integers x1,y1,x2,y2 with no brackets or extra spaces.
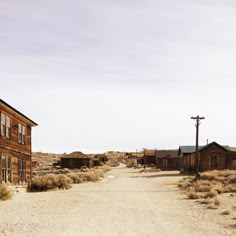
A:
1,164,236,236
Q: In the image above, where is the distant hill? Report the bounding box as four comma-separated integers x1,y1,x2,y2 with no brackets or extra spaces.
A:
32,152,63,169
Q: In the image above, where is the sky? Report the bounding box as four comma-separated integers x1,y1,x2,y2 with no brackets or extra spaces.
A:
1,0,236,154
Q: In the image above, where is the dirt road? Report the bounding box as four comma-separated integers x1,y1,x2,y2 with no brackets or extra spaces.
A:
1,165,235,236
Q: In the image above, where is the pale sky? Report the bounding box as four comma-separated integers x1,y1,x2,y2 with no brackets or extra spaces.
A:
1,0,236,153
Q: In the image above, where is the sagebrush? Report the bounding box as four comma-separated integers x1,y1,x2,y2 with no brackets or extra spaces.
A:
0,185,13,201
29,165,111,192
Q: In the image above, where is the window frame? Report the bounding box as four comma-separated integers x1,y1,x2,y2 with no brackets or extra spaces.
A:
18,123,26,144
1,155,12,183
1,113,11,138
210,154,218,169
18,159,27,183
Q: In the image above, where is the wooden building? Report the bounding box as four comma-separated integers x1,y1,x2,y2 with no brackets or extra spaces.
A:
61,151,93,169
179,142,236,172
156,150,180,170
0,99,37,184
93,154,108,165
143,149,157,166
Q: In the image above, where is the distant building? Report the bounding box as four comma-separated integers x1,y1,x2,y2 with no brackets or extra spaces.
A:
156,150,180,170
179,141,236,172
141,149,181,170
0,99,37,184
61,151,93,169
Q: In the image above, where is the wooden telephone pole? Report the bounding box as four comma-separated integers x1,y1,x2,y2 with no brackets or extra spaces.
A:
191,115,205,180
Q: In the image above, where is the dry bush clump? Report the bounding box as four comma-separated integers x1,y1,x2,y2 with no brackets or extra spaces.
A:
0,185,13,201
207,204,218,210
179,170,236,200
126,162,135,168
204,190,217,198
82,171,100,182
29,174,72,192
187,191,202,199
29,165,111,192
100,165,112,172
214,197,220,206
220,210,231,215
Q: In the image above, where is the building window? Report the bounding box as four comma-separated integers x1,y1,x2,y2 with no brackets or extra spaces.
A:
211,154,217,168
18,123,26,144
232,160,236,169
1,155,11,183
18,159,26,182
163,159,168,167
1,113,11,138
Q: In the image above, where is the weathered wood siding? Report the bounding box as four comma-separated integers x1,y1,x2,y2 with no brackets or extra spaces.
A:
61,158,92,169
157,158,181,170
226,151,236,169
0,102,34,184
199,144,227,171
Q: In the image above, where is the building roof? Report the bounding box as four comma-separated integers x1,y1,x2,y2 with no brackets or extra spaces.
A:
61,151,90,159
144,149,156,156
198,142,230,152
178,146,200,154
0,99,37,126
179,142,230,155
156,150,179,158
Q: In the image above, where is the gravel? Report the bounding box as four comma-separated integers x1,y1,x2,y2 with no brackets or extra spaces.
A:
0,165,235,236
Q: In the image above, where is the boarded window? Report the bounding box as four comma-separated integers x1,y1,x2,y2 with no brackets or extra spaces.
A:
211,154,217,168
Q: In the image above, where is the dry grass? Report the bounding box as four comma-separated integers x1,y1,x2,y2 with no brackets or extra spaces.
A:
29,165,111,192
29,174,72,192
220,210,231,215
187,191,202,199
0,185,13,201
179,170,236,199
214,197,220,206
207,204,218,210
179,170,236,213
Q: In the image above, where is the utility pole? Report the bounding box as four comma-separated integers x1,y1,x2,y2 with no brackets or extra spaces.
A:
191,115,205,180
143,148,146,169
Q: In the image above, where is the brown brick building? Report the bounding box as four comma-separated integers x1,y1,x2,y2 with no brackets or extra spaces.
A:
0,99,37,184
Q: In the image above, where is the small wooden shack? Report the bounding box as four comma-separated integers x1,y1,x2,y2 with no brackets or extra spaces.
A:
179,142,236,172
61,151,93,169
156,150,180,170
143,149,156,166
93,154,108,165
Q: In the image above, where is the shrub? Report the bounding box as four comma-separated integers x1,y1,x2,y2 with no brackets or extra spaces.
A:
207,204,218,210
0,185,13,201
67,173,83,184
204,190,217,199
221,210,231,215
82,171,100,182
187,191,202,199
29,174,72,192
100,165,111,172
54,174,72,190
200,199,212,205
214,197,220,206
